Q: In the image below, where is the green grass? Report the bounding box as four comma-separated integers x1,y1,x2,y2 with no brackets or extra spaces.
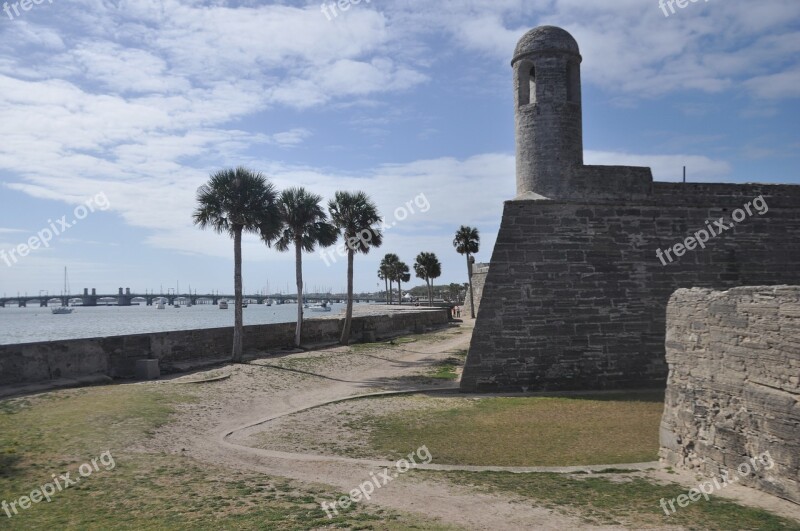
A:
425,357,462,380
427,471,800,530
364,392,665,466
0,385,458,530
425,348,469,380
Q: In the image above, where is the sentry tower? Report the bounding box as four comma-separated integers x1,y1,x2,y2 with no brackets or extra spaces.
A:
513,26,583,199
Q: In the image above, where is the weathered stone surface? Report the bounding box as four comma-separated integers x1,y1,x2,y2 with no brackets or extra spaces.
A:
135,359,160,380
660,286,799,504
462,188,800,392
463,262,488,318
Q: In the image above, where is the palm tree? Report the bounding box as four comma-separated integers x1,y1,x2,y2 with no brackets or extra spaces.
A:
394,260,410,305
414,252,442,306
274,187,338,347
380,253,400,304
193,167,280,362
377,265,391,304
397,262,411,301
453,225,480,318
329,191,383,345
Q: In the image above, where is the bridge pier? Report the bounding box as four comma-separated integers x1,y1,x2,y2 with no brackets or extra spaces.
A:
117,288,132,306
82,288,98,307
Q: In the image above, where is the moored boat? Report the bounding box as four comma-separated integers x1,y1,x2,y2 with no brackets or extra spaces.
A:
52,267,74,315
308,301,332,312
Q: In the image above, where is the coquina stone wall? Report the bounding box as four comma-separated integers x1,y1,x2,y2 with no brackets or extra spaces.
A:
463,263,489,318
462,183,800,392
0,308,450,388
660,286,799,504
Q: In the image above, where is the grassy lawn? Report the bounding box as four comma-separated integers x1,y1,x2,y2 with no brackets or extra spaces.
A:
427,471,800,531
364,392,664,466
0,385,456,530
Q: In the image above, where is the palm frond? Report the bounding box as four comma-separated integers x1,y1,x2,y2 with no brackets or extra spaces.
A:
328,191,383,255
192,167,280,240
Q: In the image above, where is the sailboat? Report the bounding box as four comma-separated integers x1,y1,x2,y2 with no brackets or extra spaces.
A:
173,281,181,308
52,267,74,315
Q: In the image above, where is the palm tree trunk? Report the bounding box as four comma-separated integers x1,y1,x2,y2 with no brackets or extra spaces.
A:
384,277,389,305
397,279,402,305
294,240,303,347
466,253,475,319
233,226,244,362
340,248,355,345
428,279,433,306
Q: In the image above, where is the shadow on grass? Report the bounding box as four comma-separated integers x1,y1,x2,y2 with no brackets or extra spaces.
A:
0,452,22,478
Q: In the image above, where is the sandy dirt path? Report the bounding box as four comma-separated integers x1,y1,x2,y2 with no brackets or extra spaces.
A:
144,321,630,530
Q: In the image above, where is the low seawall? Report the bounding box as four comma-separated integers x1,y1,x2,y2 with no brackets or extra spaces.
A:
0,308,450,388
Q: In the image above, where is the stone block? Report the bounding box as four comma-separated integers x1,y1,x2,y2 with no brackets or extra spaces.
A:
135,359,160,380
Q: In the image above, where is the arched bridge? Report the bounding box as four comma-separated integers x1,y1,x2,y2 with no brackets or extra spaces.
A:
0,288,369,307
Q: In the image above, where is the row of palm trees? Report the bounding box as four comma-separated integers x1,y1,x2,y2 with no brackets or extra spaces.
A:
376,225,479,311
378,253,407,305
192,167,482,361
378,252,443,306
193,167,382,361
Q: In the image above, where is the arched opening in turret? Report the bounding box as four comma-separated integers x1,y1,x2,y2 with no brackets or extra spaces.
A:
518,64,536,107
529,66,536,104
567,62,580,104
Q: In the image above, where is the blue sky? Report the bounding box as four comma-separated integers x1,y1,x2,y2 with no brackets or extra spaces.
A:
0,0,798,297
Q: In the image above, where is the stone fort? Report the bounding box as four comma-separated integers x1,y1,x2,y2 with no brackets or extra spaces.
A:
461,26,800,392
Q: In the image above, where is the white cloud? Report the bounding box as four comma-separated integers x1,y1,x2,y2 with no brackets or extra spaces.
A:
385,0,800,100
742,67,800,100
268,128,313,148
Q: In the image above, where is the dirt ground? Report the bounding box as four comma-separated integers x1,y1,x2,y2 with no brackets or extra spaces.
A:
141,319,800,530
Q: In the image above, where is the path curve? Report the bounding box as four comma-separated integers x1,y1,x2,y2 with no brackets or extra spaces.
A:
219,386,660,474
150,323,638,530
